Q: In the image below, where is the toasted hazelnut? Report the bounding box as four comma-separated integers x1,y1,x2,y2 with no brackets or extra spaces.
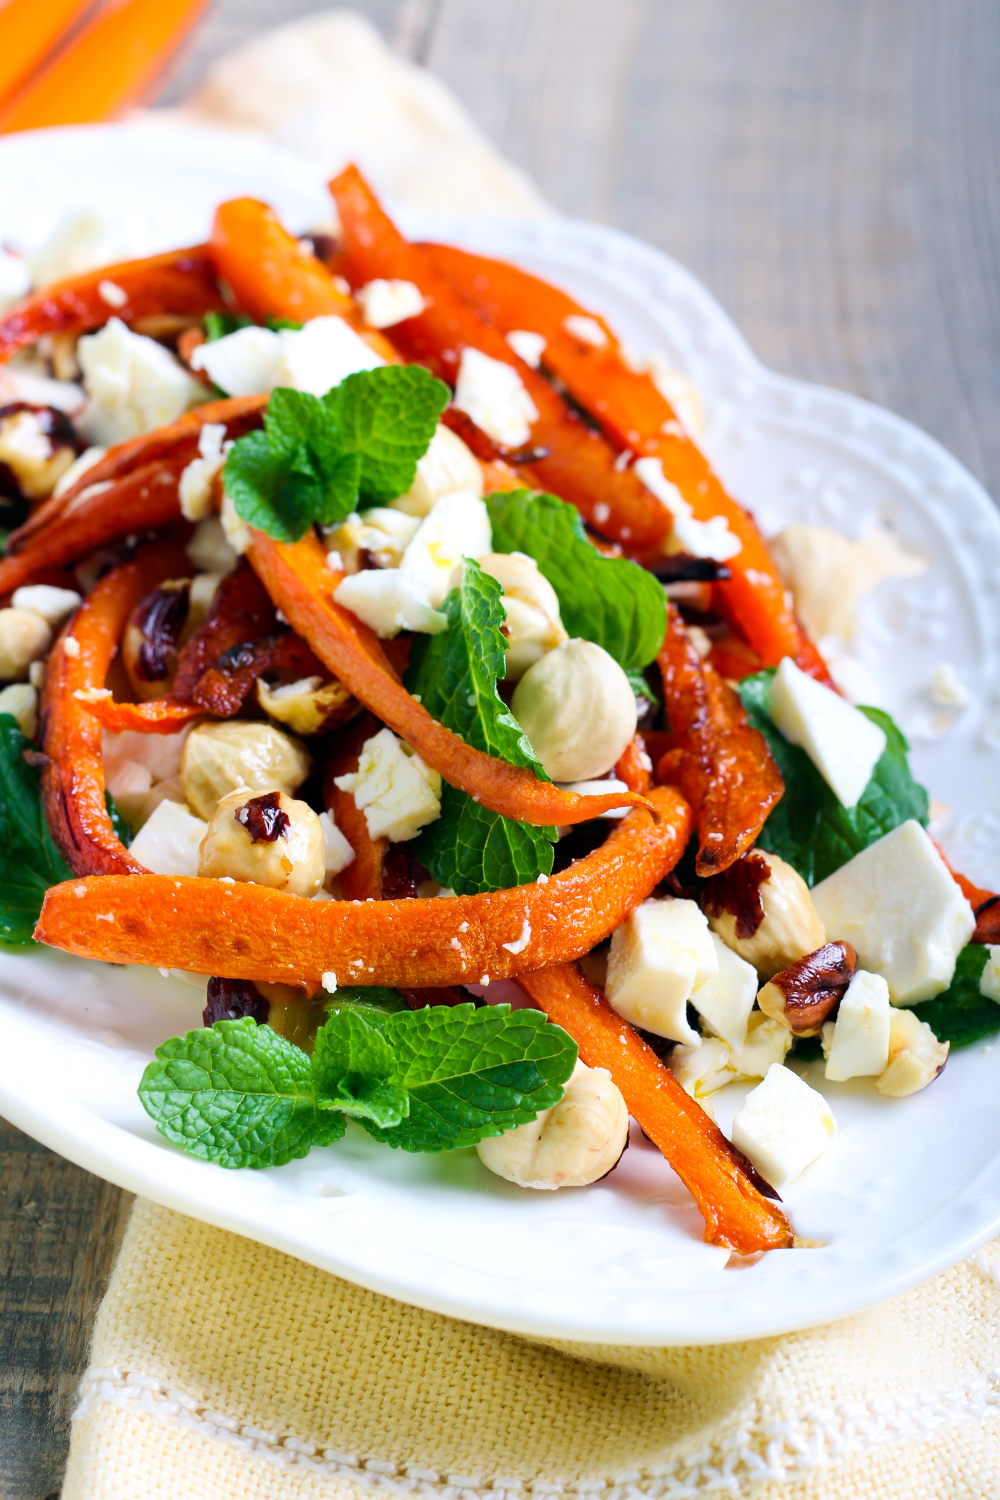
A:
121,579,190,701
876,1008,949,1097
256,674,358,736
476,1060,629,1189
757,941,858,1034
198,787,325,897
703,849,826,979
0,681,38,738
511,638,637,780
0,607,52,681
181,721,312,820
391,424,483,518
477,552,568,680
0,404,79,515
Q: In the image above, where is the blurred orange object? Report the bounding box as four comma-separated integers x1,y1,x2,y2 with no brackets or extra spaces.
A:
0,0,210,132
0,0,93,110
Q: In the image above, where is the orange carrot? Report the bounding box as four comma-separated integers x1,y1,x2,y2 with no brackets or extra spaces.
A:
247,525,655,827
517,963,793,1253
39,535,190,875
0,0,91,111
81,699,203,735
614,734,653,793
932,842,1000,944
35,786,693,982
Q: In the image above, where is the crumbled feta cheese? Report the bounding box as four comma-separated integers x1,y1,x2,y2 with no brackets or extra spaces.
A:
191,325,284,396
128,800,207,878
333,569,448,637
399,489,492,607
633,456,742,562
502,918,532,955
605,898,718,1045
357,278,426,328
981,946,1000,1003
219,491,251,557
688,933,758,1050
97,279,128,309
276,315,384,395
334,727,442,842
671,1011,792,1099
505,330,547,368
769,655,887,809
179,422,231,521
321,972,338,994
187,515,238,575
62,636,80,658
734,1012,794,1077
77,319,204,445
318,810,356,876
812,820,975,1003
555,778,631,819
11,584,81,626
731,1064,837,1187
824,969,891,1081
562,314,607,349
326,507,421,571
929,663,971,708
453,347,539,448
0,682,37,738
391,423,484,519
52,446,105,498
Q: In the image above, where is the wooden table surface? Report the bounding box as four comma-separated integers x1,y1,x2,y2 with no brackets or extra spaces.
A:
3,2,998,1494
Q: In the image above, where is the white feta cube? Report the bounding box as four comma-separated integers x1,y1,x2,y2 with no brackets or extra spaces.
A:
78,318,204,445
128,800,207,878
453,347,538,448
399,489,493,607
605,898,718,1045
333,727,441,842
11,584,81,626
318,810,356,876
733,1012,793,1077
275,315,384,395
505,330,547,369
562,314,608,349
731,1063,837,1187
981,946,1000,1003
689,932,758,1050
769,655,887,809
391,424,484,519
333,569,448,638
811,820,975,1003
357,278,426,329
191,325,285,396
670,1010,792,1100
824,969,891,1081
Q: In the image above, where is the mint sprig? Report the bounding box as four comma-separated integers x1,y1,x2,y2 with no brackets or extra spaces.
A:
486,489,667,671
138,1000,577,1168
405,559,557,894
223,365,449,542
913,946,998,1049
0,713,74,945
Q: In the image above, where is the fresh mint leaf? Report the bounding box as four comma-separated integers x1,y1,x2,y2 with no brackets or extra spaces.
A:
912,946,997,1049
738,670,929,886
204,311,253,341
358,1003,578,1153
225,366,449,543
105,790,131,848
0,714,73,945
313,1008,409,1127
406,559,556,894
138,1018,345,1169
326,986,410,1020
486,489,666,670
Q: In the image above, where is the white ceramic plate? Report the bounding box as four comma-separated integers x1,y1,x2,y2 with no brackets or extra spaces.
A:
2,123,999,1346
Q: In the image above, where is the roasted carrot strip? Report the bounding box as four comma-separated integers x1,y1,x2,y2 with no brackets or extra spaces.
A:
614,734,653,794
516,963,792,1253
656,602,783,875
248,525,654,827
423,242,829,680
82,699,203,735
35,787,692,981
39,536,190,875
0,247,224,365
330,165,674,552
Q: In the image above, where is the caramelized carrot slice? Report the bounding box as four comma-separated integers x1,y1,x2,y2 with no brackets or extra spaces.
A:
329,165,674,552
0,247,224,364
35,787,691,981
81,699,203,735
516,963,793,1253
39,535,191,875
614,733,653,793
248,525,655,826
656,602,783,875
423,242,829,680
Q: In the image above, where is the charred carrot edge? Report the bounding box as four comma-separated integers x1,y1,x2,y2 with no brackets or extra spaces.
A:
656,602,783,876
9,396,266,556
248,525,656,827
422,242,829,681
34,786,692,982
39,535,192,876
329,165,675,553
0,246,224,364
614,734,653,793
516,963,793,1253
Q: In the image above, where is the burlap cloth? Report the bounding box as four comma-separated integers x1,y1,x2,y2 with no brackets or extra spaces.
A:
60,13,1000,1496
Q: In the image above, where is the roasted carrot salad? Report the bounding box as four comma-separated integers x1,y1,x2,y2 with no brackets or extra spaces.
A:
0,166,997,1256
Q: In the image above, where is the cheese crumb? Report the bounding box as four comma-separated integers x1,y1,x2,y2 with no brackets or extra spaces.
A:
562,314,607,349
505,330,546,368
334,727,441,842
321,972,338,994
97,279,128,309
453,347,538,448
633,456,742,561
502,918,532,955
929,662,971,708
62,635,80,658
357,278,426,329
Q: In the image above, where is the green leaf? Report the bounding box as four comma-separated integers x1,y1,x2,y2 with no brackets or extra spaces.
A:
626,666,661,707
406,559,556,893
105,790,131,848
138,1019,345,1169
912,946,998,1049
204,311,253,341
333,365,450,504
486,489,666,670
358,1003,578,1153
738,670,929,887
0,714,73,945
312,1008,410,1127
